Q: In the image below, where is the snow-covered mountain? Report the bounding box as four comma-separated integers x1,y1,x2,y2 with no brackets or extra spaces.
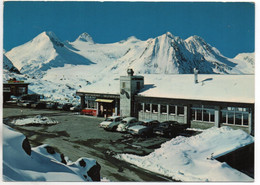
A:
3,53,20,74
5,31,254,78
230,53,255,74
5,31,93,77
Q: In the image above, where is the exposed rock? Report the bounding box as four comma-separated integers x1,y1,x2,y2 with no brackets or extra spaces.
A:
87,162,101,181
44,145,56,154
22,137,31,156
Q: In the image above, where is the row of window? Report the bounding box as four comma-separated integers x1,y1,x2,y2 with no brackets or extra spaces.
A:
192,109,215,123
139,104,250,127
221,110,249,126
3,87,26,94
192,105,249,127
138,103,185,115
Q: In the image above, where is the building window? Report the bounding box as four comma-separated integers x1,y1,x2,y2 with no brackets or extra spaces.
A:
152,104,158,113
18,87,26,94
221,107,249,127
192,105,215,123
145,103,150,112
210,110,215,122
203,110,210,122
161,105,167,114
122,82,126,88
197,109,202,121
3,87,11,92
169,105,176,115
192,109,196,120
177,106,184,115
243,113,249,126
137,103,143,112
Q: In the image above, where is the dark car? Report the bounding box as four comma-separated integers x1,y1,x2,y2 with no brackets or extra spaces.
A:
128,120,160,137
153,121,187,137
31,101,46,109
62,103,73,111
46,102,59,109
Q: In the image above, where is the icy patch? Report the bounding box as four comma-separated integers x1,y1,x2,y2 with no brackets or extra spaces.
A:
11,115,59,126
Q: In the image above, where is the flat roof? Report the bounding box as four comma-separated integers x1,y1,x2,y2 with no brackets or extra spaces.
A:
78,78,120,95
138,74,254,104
78,74,254,104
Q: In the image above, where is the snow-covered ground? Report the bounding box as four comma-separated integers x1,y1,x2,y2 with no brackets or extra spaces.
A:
11,115,59,126
3,124,100,181
116,126,254,182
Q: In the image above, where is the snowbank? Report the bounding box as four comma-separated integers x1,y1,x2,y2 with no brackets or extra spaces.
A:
116,126,254,182
3,124,100,181
11,115,59,126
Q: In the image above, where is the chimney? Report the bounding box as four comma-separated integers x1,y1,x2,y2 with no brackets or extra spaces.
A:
127,68,134,76
194,68,198,84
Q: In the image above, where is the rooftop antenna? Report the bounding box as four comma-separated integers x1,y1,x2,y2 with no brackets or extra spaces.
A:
194,68,199,84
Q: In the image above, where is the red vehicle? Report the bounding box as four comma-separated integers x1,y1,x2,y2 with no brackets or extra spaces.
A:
81,108,97,116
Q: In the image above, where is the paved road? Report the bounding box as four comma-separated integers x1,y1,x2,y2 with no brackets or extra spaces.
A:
3,105,174,182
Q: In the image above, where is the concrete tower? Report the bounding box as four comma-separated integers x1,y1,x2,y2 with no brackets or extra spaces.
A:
120,69,144,117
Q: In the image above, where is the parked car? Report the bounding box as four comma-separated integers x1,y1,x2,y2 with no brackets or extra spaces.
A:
57,104,64,110
70,105,82,112
46,102,59,109
116,117,138,132
99,116,122,131
81,108,97,116
62,103,73,111
17,100,35,108
31,101,46,109
153,121,187,137
127,120,160,137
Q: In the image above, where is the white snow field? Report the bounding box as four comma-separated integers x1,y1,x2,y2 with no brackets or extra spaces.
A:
11,115,59,126
3,124,99,181
116,126,254,182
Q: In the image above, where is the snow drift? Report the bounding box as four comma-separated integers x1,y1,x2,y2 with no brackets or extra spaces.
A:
3,124,101,181
11,115,59,126
116,126,254,182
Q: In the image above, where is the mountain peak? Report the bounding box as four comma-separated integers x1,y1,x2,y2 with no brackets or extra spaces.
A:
166,31,173,37
76,32,94,43
37,31,64,47
185,35,206,45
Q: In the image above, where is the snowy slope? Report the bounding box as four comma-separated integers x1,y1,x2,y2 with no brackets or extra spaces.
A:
3,69,82,104
5,31,255,78
230,53,255,74
5,31,93,77
3,124,99,181
3,53,20,73
116,126,254,182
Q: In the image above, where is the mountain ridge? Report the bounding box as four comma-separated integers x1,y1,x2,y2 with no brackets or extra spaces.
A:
5,31,254,77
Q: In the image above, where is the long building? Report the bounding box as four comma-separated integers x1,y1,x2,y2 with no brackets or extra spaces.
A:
76,69,254,135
